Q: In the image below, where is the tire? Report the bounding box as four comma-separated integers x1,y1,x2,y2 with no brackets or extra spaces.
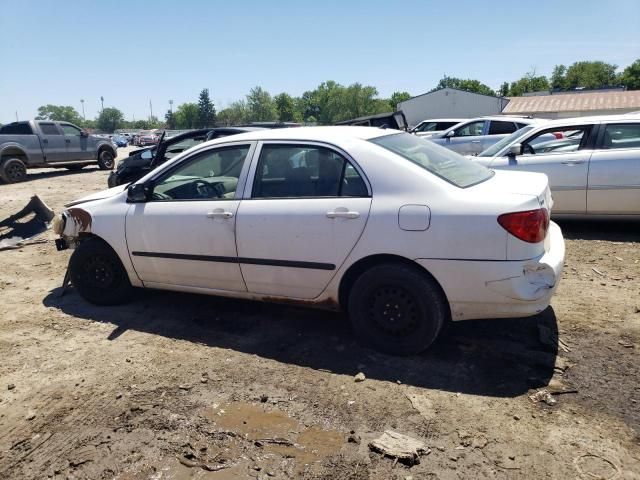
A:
97,149,115,170
0,158,27,183
348,263,447,356
65,165,85,171
69,237,133,305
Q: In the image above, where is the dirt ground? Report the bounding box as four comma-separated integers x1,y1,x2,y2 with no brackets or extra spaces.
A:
0,147,639,479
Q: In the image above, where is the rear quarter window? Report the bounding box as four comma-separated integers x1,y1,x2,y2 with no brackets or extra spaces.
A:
0,123,33,135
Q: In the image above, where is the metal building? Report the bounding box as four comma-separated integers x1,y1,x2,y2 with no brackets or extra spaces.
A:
397,88,509,128
502,90,640,119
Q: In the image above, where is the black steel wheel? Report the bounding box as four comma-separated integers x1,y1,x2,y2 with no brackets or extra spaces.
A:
69,237,133,305
0,158,27,183
348,263,447,356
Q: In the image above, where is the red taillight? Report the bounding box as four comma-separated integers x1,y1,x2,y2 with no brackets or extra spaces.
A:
498,208,549,243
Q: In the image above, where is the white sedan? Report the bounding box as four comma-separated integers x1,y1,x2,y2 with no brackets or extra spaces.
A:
53,127,565,355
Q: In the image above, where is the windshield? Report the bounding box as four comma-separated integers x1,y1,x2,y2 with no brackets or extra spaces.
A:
370,133,493,188
478,126,534,157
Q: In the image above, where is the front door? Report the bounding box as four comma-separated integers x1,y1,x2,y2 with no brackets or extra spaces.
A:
235,142,372,299
491,124,595,214
587,122,640,214
37,122,67,162
60,123,92,160
126,143,254,291
442,120,487,155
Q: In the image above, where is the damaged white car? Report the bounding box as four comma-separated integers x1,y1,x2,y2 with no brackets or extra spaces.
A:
53,127,565,355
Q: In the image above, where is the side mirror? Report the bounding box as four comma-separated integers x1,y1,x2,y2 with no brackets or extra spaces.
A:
508,143,521,157
445,130,455,138
80,130,89,137
127,183,151,203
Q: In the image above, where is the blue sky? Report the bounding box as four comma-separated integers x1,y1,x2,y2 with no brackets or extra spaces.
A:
1,0,639,124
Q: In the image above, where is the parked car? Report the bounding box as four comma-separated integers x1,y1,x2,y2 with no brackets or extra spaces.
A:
107,127,264,187
335,111,407,130
0,120,117,183
53,127,564,355
474,114,640,216
112,134,128,147
427,117,544,156
410,118,465,137
138,131,159,146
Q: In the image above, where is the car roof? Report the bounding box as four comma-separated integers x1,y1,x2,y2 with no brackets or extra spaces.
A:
540,113,640,126
417,118,466,123
203,126,399,145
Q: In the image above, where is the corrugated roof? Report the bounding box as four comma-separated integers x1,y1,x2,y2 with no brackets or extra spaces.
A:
503,90,640,114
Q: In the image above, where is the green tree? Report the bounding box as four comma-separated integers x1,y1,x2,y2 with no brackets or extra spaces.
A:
217,100,248,126
274,93,298,122
164,110,177,129
431,76,495,96
550,65,567,89
498,82,510,97
197,88,216,127
619,59,640,90
96,107,124,133
174,103,199,129
246,86,277,122
553,61,618,90
389,91,411,109
507,71,550,96
35,105,84,125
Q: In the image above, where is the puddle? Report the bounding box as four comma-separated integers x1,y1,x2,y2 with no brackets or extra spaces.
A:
203,402,343,470
146,458,248,479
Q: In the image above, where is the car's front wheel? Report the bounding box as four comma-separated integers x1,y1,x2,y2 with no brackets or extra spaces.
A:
69,237,133,305
348,263,447,356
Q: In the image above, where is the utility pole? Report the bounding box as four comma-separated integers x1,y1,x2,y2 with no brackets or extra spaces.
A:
169,99,173,113
149,99,153,121
15,111,18,121
100,96,104,112
80,99,86,121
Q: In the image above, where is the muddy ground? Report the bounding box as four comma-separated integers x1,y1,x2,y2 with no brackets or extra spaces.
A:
0,148,638,479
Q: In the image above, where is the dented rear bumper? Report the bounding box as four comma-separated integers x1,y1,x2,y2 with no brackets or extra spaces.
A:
415,222,565,321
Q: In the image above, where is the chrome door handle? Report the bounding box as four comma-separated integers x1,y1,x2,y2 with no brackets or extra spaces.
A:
326,210,360,219
561,160,585,165
471,140,481,143
206,210,234,219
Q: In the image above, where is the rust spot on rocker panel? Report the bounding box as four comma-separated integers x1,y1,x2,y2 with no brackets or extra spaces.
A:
262,296,340,311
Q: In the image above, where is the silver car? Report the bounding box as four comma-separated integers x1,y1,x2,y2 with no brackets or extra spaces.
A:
427,116,544,156
475,114,640,216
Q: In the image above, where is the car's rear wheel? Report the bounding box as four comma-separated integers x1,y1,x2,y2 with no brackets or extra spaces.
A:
97,149,115,170
348,263,447,356
0,158,27,183
69,237,133,305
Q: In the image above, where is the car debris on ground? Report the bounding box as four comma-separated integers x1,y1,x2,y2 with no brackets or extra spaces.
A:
368,430,430,466
0,195,54,250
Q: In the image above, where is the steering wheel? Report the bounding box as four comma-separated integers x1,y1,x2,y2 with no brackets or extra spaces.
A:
193,179,222,198
523,143,536,155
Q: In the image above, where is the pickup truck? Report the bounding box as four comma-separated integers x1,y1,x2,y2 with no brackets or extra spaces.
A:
0,120,118,183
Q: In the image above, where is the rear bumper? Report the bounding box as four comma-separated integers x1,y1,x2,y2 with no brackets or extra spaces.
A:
416,222,565,321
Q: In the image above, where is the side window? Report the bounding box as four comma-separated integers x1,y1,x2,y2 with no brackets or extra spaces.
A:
39,123,61,135
61,124,82,136
521,126,592,155
454,121,486,137
0,123,33,134
488,121,517,135
252,144,367,198
602,124,640,150
152,145,250,201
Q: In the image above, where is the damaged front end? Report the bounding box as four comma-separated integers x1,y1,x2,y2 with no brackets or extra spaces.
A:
52,207,93,251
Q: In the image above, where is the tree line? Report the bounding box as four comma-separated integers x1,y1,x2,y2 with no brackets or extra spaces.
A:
29,58,640,132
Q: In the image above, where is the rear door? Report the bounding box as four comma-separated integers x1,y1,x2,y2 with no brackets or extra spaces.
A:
490,124,595,214
587,122,640,214
60,123,92,160
37,122,66,162
235,142,372,299
483,120,519,154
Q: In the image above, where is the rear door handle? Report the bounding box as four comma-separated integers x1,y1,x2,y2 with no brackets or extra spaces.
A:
206,210,234,219
561,160,585,165
65,139,71,143
327,210,359,219
471,140,481,143
43,139,48,144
